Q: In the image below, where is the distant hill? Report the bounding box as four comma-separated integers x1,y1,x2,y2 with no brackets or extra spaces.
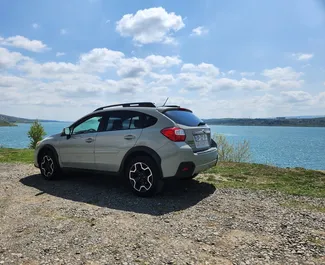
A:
0,114,62,124
203,117,325,127
0,120,17,127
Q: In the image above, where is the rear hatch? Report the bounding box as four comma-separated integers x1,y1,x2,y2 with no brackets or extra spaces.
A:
163,108,211,152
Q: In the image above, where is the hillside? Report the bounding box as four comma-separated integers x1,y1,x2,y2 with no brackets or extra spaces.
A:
0,120,17,127
0,114,61,124
203,117,325,127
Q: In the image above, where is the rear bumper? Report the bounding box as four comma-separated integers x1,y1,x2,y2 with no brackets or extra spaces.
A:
158,143,218,178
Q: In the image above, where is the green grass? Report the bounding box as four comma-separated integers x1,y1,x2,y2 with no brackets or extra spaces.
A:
0,148,34,163
198,162,325,198
280,200,325,213
0,148,324,198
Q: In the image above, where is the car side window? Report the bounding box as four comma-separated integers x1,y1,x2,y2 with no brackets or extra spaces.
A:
105,111,154,131
72,115,103,135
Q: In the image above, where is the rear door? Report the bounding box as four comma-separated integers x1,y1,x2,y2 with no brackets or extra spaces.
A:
95,111,144,172
163,109,212,152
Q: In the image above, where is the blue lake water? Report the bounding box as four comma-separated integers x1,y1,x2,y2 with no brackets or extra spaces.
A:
1,122,325,170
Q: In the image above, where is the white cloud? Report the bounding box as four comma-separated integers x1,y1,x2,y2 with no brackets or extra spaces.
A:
0,35,48,52
145,55,181,67
2,44,324,120
292,53,314,61
241,72,255,77
116,7,185,44
32,23,40,29
262,67,304,89
0,47,28,69
117,58,149,78
262,67,303,80
227,70,236,75
281,91,313,102
60,29,68,35
56,52,65,57
79,48,124,72
181,63,220,76
267,79,304,89
191,26,209,36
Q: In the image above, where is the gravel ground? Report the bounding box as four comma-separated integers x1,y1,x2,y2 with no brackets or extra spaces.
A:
0,163,324,265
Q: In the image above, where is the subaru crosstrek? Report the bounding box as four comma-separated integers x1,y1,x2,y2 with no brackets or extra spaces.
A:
34,102,218,197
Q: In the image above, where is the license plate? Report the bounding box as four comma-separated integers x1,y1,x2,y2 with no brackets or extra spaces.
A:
194,134,209,148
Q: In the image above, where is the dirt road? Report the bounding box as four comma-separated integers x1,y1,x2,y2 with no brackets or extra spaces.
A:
0,163,324,265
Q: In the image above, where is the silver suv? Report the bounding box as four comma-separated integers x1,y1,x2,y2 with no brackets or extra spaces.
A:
34,102,218,197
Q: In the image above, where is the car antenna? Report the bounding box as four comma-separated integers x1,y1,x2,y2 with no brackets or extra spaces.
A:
162,97,169,106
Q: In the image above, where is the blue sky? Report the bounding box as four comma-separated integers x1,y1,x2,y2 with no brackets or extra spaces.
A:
0,0,325,120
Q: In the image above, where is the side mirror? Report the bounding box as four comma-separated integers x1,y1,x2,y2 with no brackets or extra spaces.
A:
62,127,71,138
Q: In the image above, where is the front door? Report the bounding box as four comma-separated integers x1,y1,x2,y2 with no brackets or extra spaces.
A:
59,114,104,169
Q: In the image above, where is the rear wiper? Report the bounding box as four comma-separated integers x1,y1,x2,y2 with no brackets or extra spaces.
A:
197,122,206,126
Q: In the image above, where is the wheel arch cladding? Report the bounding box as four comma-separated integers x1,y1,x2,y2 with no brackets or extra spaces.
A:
120,146,162,176
38,145,59,164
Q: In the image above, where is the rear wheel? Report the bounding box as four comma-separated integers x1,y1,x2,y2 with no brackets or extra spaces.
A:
125,156,164,197
39,149,61,180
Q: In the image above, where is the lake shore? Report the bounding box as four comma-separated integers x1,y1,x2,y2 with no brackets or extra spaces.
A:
1,148,324,198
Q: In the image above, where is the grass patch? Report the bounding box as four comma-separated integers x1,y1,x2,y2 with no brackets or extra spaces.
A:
0,148,34,163
281,200,325,213
198,162,325,198
1,148,324,198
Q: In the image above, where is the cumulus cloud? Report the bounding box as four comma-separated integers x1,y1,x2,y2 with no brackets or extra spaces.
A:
262,67,303,80
262,67,304,89
0,47,28,69
181,63,220,76
117,58,149,78
116,7,185,44
79,48,125,72
281,91,313,102
190,26,209,36
145,55,181,67
292,53,314,61
0,35,48,52
2,44,324,120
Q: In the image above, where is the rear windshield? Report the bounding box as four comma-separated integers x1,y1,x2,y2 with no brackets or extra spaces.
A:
164,110,205,127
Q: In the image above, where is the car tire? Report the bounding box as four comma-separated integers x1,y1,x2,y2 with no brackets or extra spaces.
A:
125,156,164,197
39,149,61,180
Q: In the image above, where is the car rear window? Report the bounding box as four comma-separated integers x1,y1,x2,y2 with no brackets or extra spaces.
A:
164,110,204,127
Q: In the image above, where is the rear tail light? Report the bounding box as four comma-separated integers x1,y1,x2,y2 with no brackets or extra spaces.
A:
161,127,186,142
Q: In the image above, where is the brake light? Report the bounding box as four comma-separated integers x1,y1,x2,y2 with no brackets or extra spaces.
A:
161,127,186,142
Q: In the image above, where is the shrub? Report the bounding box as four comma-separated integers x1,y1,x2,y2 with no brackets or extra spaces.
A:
213,133,251,162
27,120,46,149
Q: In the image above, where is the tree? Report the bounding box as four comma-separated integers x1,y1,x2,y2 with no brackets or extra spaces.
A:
213,133,251,162
28,120,46,149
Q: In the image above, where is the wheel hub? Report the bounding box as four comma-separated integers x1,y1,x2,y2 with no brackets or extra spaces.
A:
129,162,153,192
41,155,54,177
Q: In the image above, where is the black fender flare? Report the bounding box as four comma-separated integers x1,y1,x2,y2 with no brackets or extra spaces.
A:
38,144,60,164
119,146,162,175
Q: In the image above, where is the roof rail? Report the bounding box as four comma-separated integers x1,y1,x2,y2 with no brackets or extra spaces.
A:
93,102,156,112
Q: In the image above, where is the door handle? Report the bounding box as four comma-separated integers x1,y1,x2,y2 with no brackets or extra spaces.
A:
124,135,136,140
85,138,94,143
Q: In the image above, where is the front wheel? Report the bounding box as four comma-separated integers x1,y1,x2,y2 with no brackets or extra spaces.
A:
39,150,61,180
125,156,164,197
